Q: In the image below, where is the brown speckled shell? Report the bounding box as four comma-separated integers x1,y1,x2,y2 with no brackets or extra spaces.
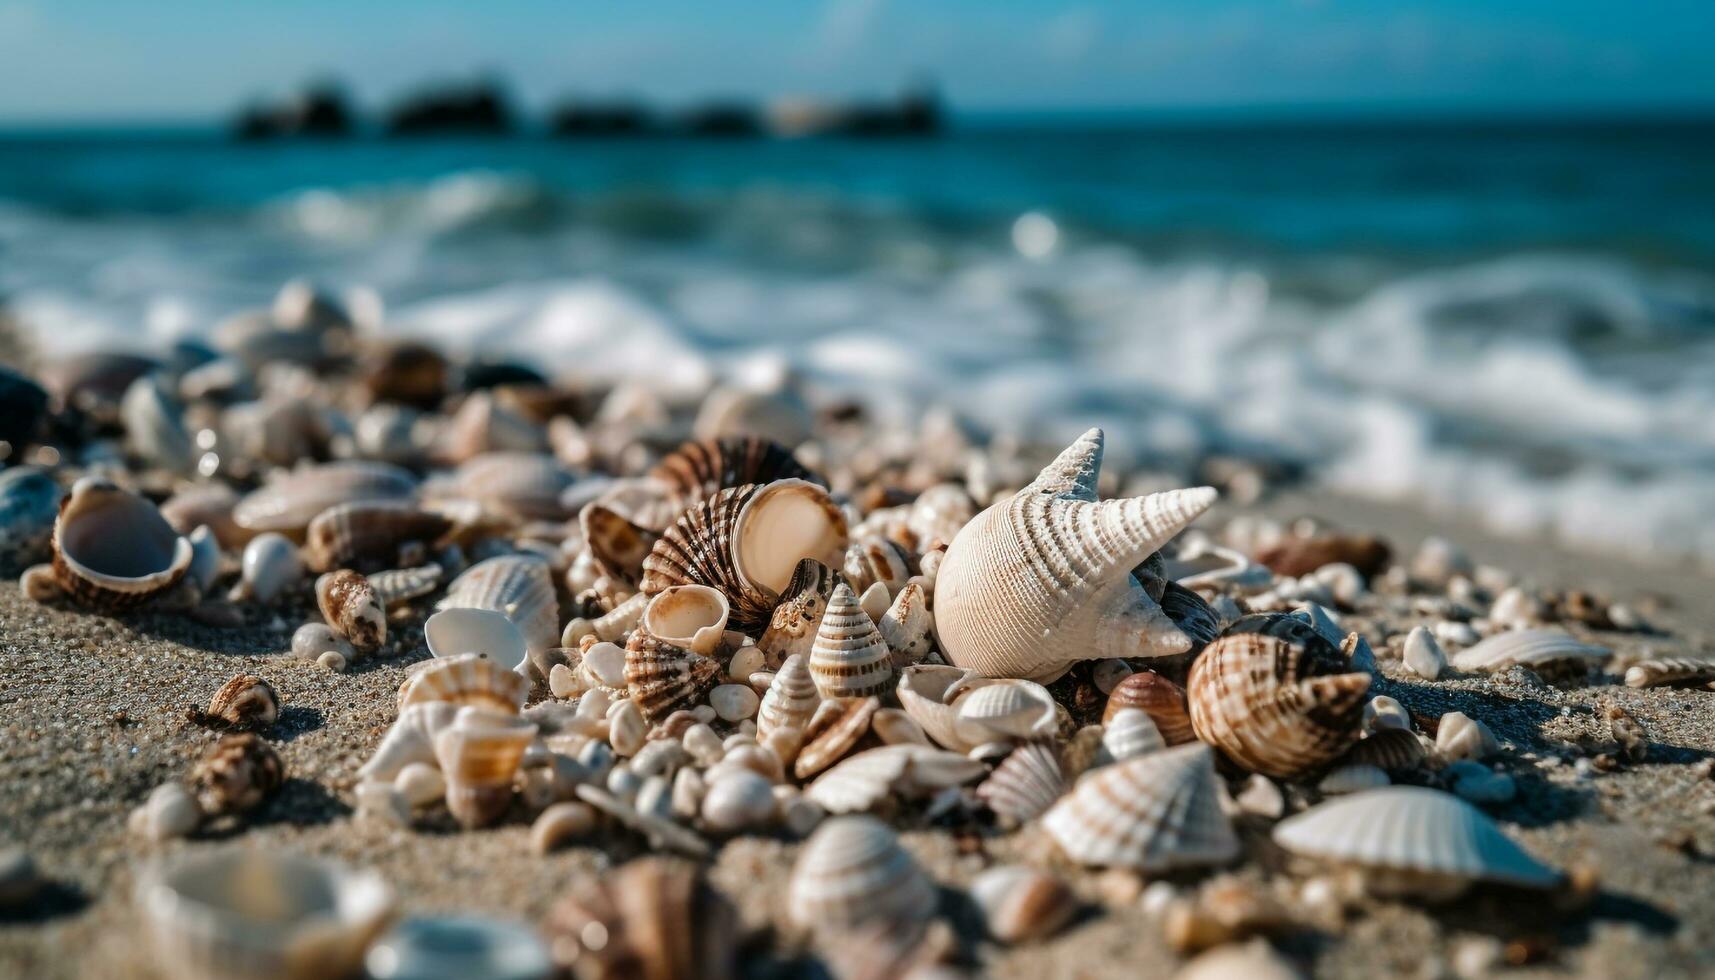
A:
625,633,722,723
190,733,284,816
580,503,659,586
316,569,386,652
757,558,842,669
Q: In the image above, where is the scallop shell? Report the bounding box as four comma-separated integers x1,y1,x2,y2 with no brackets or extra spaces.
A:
135,851,393,980
843,537,911,596
896,664,980,752
788,816,937,936
438,555,560,656
449,451,574,522
954,679,1057,744
1272,786,1560,898
935,428,1217,682
359,702,462,782
794,696,881,780
757,558,841,669
878,581,933,669
368,563,444,608
0,466,64,575
1624,657,1715,690
541,858,738,980
652,436,817,513
975,740,1068,827
970,866,1077,945
1103,670,1196,745
1451,629,1612,673
424,607,528,674
809,583,895,700
397,653,530,714
51,476,192,611
434,708,538,828
805,744,986,814
1042,743,1239,871
305,502,451,573
1094,708,1165,765
624,633,722,723
641,585,729,656
757,654,820,741
316,569,385,652
1187,619,1372,779
580,503,660,586
234,461,417,534
190,733,285,816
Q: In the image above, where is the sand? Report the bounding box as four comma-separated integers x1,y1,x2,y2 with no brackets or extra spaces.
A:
3,493,1715,979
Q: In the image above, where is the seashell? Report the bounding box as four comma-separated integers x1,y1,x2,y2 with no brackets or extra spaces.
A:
438,555,560,656
652,436,818,514
234,461,417,534
757,654,821,740
531,801,599,853
788,816,937,937
701,768,777,831
1163,541,1274,593
574,784,713,859
1451,629,1611,674
1343,728,1428,771
368,562,444,607
434,708,538,828
397,653,530,715
50,476,192,611
1434,711,1497,762
871,708,927,745
1403,625,1447,680
1272,786,1560,900
896,664,981,752
424,607,528,673
1042,743,1239,871
0,466,64,575
1161,581,1222,655
360,702,462,782
757,558,841,669
794,696,881,780
809,583,894,700
975,740,1068,827
1103,670,1196,744
1319,763,1389,795
1094,708,1165,765
185,525,220,595
584,591,648,644
906,483,976,550
857,580,890,623
291,622,351,662
316,569,386,652
21,562,61,603
1187,619,1372,779
190,675,280,732
970,866,1077,944
434,392,548,464
1624,657,1715,690
160,483,247,550
136,850,393,980
305,502,451,573
541,857,737,980
580,502,659,585
876,581,933,668
190,733,285,816
954,678,1057,744
394,762,447,808
238,532,303,604
805,743,986,814
692,384,814,447
130,782,204,842
447,451,573,521
935,429,1217,682
641,585,729,656
843,537,912,596
624,632,723,723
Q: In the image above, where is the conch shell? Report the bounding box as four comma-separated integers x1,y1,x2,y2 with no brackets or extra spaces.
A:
934,429,1216,682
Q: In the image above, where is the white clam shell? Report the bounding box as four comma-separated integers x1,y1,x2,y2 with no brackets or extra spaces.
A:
953,679,1057,744
1042,743,1238,871
975,741,1067,827
438,555,560,655
423,607,528,674
788,816,937,936
1451,629,1611,673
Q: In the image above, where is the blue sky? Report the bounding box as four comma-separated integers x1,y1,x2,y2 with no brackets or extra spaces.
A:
3,0,1713,122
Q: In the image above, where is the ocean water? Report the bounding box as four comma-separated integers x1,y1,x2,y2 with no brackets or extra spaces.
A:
2,119,1714,565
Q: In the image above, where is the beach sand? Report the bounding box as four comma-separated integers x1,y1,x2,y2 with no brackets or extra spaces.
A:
2,492,1714,979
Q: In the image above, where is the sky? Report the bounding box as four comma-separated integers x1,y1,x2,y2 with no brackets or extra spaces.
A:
3,0,1714,123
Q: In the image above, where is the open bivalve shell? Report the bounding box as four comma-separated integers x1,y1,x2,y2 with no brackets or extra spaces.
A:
397,653,530,715
896,664,982,752
1042,743,1239,871
438,554,560,656
1272,786,1560,900
641,585,729,656
51,476,192,611
756,558,841,669
433,707,538,828
934,428,1217,682
580,503,659,586
953,679,1057,745
788,816,937,937
809,582,894,700
424,607,529,674
1451,629,1611,674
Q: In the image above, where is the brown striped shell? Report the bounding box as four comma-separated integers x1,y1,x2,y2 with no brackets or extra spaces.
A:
651,436,817,513
438,554,560,655
808,583,894,700
580,503,660,586
794,696,881,780
542,858,738,980
1102,670,1196,744
757,558,842,669
757,654,820,740
50,477,192,612
304,501,451,573
842,537,912,596
315,569,386,652
624,633,722,723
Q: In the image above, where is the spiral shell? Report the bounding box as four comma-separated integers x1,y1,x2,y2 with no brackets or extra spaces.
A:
434,708,538,828
935,428,1217,682
316,569,386,652
1102,670,1196,744
194,675,280,732
789,816,937,937
1042,743,1238,871
234,461,417,534
843,537,911,596
757,654,820,741
905,483,976,551
975,740,1068,827
757,558,842,669
624,633,722,723
878,581,933,669
305,501,451,573
809,583,894,700
541,858,738,980
397,653,530,715
51,476,192,612
438,554,560,656
190,733,285,816
652,436,817,513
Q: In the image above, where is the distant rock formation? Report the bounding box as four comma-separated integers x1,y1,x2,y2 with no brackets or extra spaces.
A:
233,83,353,140
548,99,655,137
677,101,764,138
385,80,514,136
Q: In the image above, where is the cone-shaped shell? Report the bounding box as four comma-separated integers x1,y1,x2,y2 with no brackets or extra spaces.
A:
316,570,386,652
581,503,659,586
757,558,842,669
788,816,937,935
1273,786,1560,893
652,436,818,513
234,461,417,534
809,583,894,700
625,633,722,723
397,653,530,714
1042,743,1239,871
541,858,738,980
1451,629,1611,673
757,654,820,740
51,477,192,612
976,741,1068,827
1188,619,1372,780
1103,671,1196,744
878,581,933,669
424,607,528,673
438,555,559,655
935,428,1217,682
434,708,538,828
641,585,729,657
305,501,450,573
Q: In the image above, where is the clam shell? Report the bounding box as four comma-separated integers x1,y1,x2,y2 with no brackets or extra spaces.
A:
540,858,738,980
843,537,911,596
305,502,451,573
624,633,722,723
757,558,841,669
368,563,444,608
1272,786,1560,895
0,467,63,575
239,533,303,604
805,744,986,814
652,436,818,513
397,653,530,715
757,653,820,741
448,451,574,522
953,679,1056,744
1451,629,1611,673
1094,708,1165,765
788,816,937,936
1624,657,1715,690
794,696,881,780
809,583,894,700
641,585,730,656
580,502,660,585
975,740,1068,827
234,461,417,534
316,570,386,652
1187,617,1372,779
136,851,393,980
359,702,461,782
51,476,192,611
438,555,560,656
424,607,528,674
434,708,538,828
1042,743,1239,871
970,866,1077,945
1103,670,1196,745
935,428,1217,682
878,581,933,669
896,664,981,752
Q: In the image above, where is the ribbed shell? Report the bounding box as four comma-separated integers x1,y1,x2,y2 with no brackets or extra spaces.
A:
843,538,912,595
794,696,880,780
581,503,659,585
1102,670,1196,744
1451,629,1612,673
438,555,560,655
1343,728,1428,771
975,741,1068,827
1042,743,1239,871
1272,787,1560,888
896,665,980,752
540,858,737,980
954,679,1057,743
1095,708,1165,765
450,452,574,522
305,501,451,573
397,653,530,714
652,436,817,512
201,674,280,731
434,709,538,828
809,583,895,700
878,581,933,669
234,461,417,533
624,633,722,723
757,559,842,669
806,745,986,815
757,654,820,740
51,477,192,612
316,569,386,652
935,428,1217,682
1188,623,1372,780
1624,657,1715,689
788,816,937,935
424,607,528,673
367,563,444,607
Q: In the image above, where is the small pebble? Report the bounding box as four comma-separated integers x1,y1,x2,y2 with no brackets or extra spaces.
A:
701,768,777,832
394,763,445,807
1403,626,1447,680
709,684,760,722
317,649,348,672
1436,711,1498,762
1363,695,1411,733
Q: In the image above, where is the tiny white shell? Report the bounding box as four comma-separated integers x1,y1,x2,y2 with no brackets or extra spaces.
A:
954,679,1057,745
1094,708,1165,766
423,607,528,674
1402,626,1447,680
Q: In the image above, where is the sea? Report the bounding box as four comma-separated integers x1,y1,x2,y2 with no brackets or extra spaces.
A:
2,116,1713,565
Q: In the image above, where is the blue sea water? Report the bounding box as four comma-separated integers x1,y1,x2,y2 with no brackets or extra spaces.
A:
2,118,1714,562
